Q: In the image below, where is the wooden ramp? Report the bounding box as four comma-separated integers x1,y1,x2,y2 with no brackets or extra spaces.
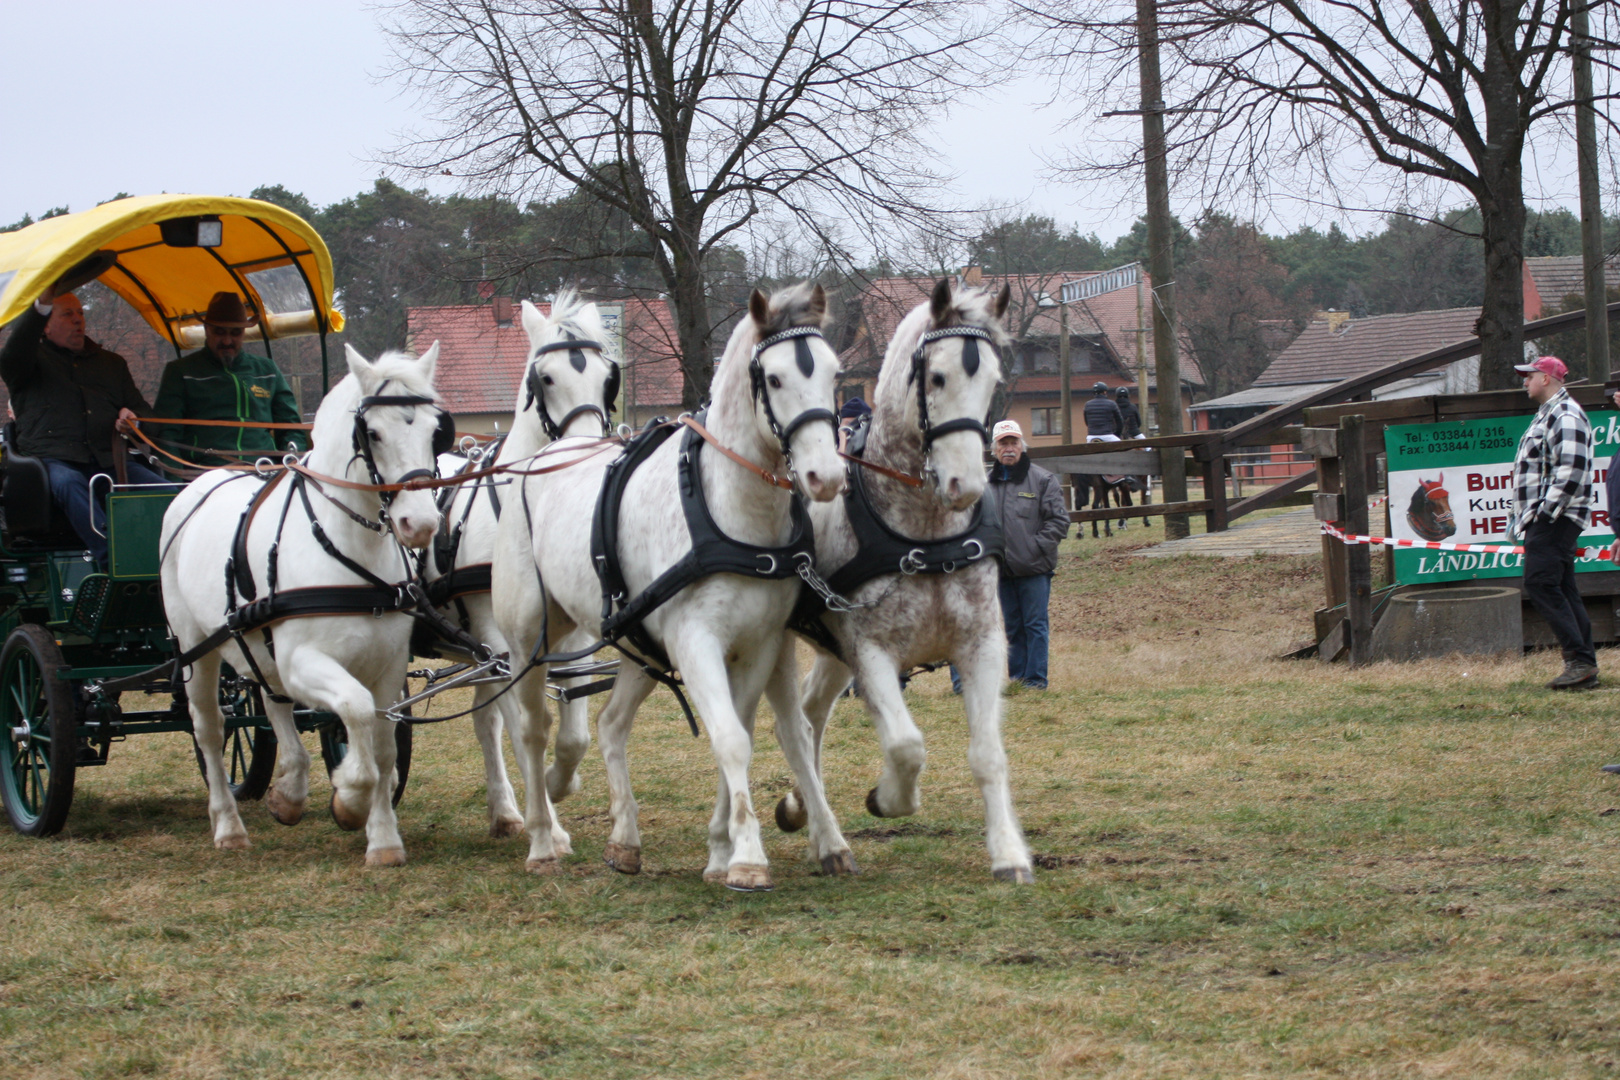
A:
1133,507,1322,558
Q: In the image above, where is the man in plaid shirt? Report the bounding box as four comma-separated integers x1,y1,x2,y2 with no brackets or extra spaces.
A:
1510,355,1597,690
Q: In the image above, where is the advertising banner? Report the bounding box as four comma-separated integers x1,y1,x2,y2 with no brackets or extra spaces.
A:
1384,411,1620,584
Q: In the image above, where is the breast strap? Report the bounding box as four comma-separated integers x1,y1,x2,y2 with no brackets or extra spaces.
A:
592,413,814,672
825,461,1002,597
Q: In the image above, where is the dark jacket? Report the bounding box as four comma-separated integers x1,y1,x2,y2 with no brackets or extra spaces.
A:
0,306,151,468
1119,400,1142,438
987,454,1070,577
151,347,308,465
1083,395,1123,438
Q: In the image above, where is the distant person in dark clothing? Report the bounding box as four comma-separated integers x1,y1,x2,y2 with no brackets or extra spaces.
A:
1116,386,1143,438
0,286,167,564
1083,381,1123,440
837,395,871,453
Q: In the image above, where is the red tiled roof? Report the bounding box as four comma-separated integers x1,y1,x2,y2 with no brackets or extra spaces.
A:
1524,255,1620,320
839,270,1202,387
1253,308,1482,386
407,297,684,415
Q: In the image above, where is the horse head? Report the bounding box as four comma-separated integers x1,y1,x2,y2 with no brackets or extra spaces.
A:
880,277,1010,510
1406,474,1457,541
518,291,620,441
315,342,445,549
739,282,844,502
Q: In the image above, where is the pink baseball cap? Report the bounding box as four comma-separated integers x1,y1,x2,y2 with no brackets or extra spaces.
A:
991,420,1023,441
1514,355,1568,380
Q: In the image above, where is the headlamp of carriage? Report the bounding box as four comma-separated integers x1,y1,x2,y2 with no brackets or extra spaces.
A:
159,215,223,248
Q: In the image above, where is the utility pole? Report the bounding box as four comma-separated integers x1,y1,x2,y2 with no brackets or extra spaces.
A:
1059,300,1073,442
1137,0,1188,537
1574,0,1610,378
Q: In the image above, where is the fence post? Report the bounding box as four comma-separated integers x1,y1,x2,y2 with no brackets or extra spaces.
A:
1202,454,1228,533
1341,415,1373,666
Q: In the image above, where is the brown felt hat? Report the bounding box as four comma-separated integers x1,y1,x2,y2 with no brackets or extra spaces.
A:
202,291,258,328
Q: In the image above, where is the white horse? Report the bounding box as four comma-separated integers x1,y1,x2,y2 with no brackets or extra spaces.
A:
775,278,1037,883
161,344,445,865
423,292,618,839
492,282,852,888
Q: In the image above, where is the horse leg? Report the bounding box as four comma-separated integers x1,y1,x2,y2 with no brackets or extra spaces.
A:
263,694,311,826
764,639,855,874
545,628,596,805
1118,484,1131,529
283,649,405,866
680,635,774,890
187,652,251,850
595,663,657,875
854,644,927,820
776,650,852,833
470,682,525,838
956,627,1035,884
501,658,568,873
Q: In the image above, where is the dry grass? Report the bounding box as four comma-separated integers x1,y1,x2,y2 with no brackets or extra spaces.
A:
3,524,1620,1078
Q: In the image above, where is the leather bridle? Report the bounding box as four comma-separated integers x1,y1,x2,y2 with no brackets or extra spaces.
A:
748,326,838,480
523,338,621,441
350,393,450,507
908,325,997,450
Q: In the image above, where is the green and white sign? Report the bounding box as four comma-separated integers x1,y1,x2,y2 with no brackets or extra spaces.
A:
1384,411,1620,584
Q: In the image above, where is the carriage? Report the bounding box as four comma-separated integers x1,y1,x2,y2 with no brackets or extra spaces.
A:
0,195,409,837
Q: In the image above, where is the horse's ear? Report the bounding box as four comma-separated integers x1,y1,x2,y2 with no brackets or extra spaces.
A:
930,277,952,323
808,283,828,324
749,288,771,327
344,343,376,388
520,299,545,338
416,340,440,383
993,283,1011,320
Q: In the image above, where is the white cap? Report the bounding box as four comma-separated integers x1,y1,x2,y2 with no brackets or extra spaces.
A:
991,420,1023,442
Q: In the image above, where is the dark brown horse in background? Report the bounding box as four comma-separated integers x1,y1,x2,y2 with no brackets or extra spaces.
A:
1081,474,1142,538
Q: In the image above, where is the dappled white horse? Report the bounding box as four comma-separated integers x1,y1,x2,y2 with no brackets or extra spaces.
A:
776,278,1037,883
423,292,618,838
162,344,445,865
492,282,852,889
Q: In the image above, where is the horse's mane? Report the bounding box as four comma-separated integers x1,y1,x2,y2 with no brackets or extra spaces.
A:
545,289,613,359
873,283,1010,415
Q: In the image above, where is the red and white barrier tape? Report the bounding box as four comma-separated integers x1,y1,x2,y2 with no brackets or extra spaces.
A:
1318,521,1617,561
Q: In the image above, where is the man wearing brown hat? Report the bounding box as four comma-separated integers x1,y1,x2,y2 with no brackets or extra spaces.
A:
151,292,308,466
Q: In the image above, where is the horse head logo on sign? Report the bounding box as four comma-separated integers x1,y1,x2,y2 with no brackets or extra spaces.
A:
1406,475,1456,541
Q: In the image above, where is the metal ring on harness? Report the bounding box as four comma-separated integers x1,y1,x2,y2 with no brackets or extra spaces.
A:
963,538,985,560
756,553,779,575
899,548,927,575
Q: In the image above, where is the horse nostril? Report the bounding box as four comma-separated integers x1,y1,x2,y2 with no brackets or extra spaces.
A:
804,470,821,490
948,477,962,498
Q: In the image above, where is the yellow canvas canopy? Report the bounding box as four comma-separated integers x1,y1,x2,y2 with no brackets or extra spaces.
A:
0,194,344,350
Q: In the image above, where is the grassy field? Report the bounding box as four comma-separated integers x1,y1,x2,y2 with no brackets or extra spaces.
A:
4,521,1620,1078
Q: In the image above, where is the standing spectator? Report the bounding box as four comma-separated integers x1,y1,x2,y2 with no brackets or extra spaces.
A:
837,395,871,453
1511,355,1597,690
1083,381,1123,439
1116,386,1143,438
986,419,1070,689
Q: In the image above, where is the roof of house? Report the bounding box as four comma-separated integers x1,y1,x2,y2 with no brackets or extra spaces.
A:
407,297,683,415
839,270,1203,387
1252,307,1482,387
1524,255,1620,319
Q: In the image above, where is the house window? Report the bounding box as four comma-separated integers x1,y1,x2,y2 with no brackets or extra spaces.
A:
1030,407,1059,436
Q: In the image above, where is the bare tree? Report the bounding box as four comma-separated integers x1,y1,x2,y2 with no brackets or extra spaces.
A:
1021,0,1620,389
384,0,986,408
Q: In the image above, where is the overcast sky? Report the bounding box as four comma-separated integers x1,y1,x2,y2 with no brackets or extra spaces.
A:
1,2,1598,248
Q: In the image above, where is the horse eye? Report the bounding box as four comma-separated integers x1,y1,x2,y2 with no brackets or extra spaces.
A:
367,428,381,443
768,374,782,390
542,374,555,386
931,372,946,389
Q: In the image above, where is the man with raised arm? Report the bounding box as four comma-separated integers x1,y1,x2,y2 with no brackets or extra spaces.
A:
1510,355,1597,690
0,285,165,564
152,292,308,467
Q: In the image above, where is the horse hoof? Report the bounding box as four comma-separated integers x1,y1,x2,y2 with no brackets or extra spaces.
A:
992,865,1036,884
526,856,561,875
215,833,250,851
702,867,727,883
603,842,642,875
329,789,365,832
775,791,808,833
265,788,306,827
724,864,774,891
489,817,525,839
865,787,888,819
819,850,858,876
365,847,407,868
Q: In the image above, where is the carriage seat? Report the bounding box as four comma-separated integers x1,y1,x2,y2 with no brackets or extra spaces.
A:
0,422,89,549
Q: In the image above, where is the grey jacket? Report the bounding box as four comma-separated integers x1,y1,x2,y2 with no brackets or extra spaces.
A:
987,454,1070,577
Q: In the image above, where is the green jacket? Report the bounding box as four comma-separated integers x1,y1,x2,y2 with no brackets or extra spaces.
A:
151,348,308,465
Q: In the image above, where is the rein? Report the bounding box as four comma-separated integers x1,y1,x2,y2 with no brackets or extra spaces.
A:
679,415,794,490
840,451,925,488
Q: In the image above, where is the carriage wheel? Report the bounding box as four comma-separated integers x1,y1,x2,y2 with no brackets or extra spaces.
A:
192,676,277,802
0,624,79,837
319,719,412,808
